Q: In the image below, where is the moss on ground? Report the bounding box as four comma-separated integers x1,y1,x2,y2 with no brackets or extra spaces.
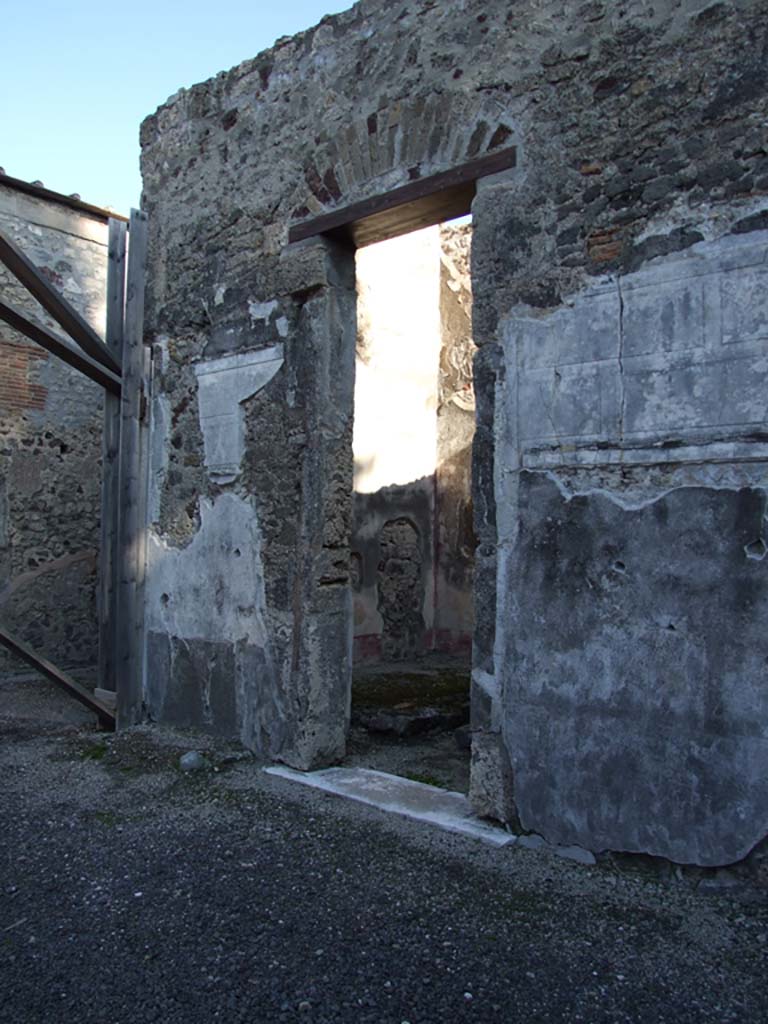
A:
400,770,449,789
352,668,469,713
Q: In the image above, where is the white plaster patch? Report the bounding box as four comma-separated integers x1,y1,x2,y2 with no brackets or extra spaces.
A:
248,298,278,325
148,389,171,523
154,335,171,374
146,492,268,648
194,345,284,484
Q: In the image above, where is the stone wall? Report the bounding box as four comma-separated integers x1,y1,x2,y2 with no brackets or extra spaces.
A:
434,222,475,654
0,180,109,675
140,0,768,867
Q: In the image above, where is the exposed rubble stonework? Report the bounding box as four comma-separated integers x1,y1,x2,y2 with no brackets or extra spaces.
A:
140,0,768,869
435,222,475,653
0,180,108,674
377,517,425,661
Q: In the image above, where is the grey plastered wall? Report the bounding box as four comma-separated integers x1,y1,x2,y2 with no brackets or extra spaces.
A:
0,184,108,675
493,233,768,867
141,0,768,860
143,243,355,767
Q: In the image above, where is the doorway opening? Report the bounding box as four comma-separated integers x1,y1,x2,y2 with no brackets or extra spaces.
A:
346,218,476,793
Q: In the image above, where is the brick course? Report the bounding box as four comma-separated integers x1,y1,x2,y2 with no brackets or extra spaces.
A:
0,338,48,414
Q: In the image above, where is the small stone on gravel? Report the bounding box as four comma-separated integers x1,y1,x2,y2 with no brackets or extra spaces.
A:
518,833,547,851
179,751,207,772
555,844,597,866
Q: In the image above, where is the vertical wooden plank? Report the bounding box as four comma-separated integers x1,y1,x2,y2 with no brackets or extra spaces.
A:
135,341,153,703
98,219,126,695
116,210,149,727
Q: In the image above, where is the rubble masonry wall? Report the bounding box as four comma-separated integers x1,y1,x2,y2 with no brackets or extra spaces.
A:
0,183,107,676
140,0,768,866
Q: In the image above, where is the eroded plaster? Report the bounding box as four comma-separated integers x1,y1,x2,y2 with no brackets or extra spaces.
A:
492,229,768,866
194,345,284,484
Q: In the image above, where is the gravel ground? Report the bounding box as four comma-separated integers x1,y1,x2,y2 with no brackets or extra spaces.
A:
1,674,767,1024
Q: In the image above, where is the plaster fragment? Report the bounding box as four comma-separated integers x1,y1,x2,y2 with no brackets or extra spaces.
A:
146,492,268,648
248,298,278,325
194,345,284,484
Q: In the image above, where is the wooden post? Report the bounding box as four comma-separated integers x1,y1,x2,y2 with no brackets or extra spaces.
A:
97,219,126,696
115,210,149,727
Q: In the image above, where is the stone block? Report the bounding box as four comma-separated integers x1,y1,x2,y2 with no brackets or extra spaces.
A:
469,731,518,826
555,845,597,866
470,669,500,731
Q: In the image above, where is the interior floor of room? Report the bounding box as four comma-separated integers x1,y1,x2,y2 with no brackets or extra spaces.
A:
345,653,471,793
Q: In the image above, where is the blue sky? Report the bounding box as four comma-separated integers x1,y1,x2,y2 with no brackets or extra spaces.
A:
1,1,353,215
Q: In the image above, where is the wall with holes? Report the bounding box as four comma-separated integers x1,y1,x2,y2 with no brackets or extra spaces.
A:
141,0,768,873
0,181,108,676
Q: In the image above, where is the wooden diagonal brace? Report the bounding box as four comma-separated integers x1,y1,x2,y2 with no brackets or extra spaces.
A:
0,227,121,376
0,625,115,729
0,299,121,395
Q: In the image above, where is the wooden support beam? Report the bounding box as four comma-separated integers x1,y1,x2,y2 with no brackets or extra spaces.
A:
288,146,517,248
0,298,121,395
0,227,121,376
97,219,126,699
0,625,115,729
116,210,149,728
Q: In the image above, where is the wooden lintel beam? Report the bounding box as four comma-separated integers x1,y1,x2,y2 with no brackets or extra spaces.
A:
0,625,115,729
0,227,121,376
288,146,517,248
0,299,122,395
